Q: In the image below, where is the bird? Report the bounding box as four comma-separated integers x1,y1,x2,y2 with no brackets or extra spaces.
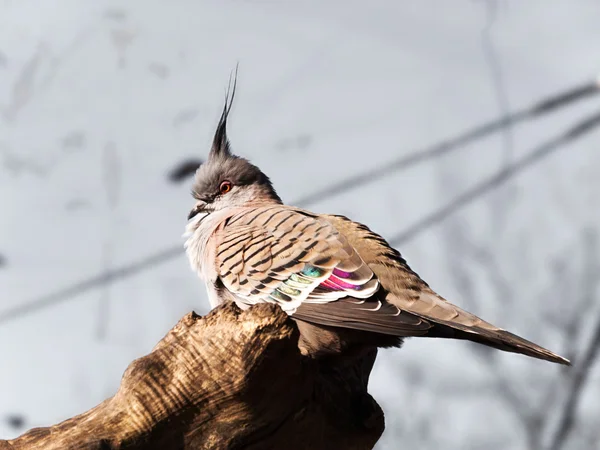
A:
184,79,570,366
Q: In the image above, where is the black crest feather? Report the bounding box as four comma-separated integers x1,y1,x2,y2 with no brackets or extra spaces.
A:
191,65,283,205
209,65,238,160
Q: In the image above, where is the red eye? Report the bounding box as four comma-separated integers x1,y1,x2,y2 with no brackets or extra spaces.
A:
219,181,232,194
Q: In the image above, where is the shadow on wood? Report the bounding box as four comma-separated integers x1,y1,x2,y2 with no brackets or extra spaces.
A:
0,303,384,450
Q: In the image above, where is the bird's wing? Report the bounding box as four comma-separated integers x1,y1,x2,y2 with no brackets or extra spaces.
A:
322,213,570,365
213,205,431,336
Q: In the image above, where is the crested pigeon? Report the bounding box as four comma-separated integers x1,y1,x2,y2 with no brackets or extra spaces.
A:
184,83,570,366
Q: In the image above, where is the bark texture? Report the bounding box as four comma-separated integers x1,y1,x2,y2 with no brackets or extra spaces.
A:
0,303,384,450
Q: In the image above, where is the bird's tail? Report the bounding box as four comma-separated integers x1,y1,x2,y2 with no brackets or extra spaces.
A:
408,291,571,366
428,319,570,365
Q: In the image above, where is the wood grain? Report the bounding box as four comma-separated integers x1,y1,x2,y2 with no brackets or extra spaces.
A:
0,303,384,450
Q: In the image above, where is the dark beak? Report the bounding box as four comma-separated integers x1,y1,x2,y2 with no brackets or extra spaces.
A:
187,204,206,221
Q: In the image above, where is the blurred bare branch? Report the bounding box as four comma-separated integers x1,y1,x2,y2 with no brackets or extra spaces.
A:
547,229,600,450
541,254,574,331
481,0,514,236
5,414,25,430
0,246,183,325
2,43,45,122
60,130,86,152
479,0,514,162
548,230,598,365
295,78,599,207
389,109,600,247
148,62,169,80
103,141,121,209
437,185,532,424
2,27,95,123
103,8,128,23
436,142,599,449
167,158,204,183
96,142,121,341
548,314,600,450
172,108,201,127
464,243,513,308
110,27,136,69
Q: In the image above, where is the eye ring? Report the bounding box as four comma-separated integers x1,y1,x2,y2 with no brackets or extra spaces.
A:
219,181,232,194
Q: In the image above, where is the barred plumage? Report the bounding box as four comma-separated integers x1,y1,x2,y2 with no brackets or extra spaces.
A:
214,206,380,314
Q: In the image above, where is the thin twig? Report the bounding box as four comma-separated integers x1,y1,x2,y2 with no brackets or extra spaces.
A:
547,229,600,450
480,0,514,160
389,110,600,247
0,247,183,325
548,313,600,450
294,78,599,207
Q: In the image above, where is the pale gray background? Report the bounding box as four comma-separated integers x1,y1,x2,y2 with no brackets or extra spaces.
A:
1,1,599,449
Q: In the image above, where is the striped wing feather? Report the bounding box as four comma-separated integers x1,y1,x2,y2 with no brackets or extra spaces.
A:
215,206,379,313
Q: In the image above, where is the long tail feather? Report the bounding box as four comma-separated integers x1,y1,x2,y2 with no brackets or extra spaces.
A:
405,291,571,365
428,320,570,365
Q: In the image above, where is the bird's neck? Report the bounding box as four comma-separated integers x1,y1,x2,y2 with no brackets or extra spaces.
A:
237,184,283,207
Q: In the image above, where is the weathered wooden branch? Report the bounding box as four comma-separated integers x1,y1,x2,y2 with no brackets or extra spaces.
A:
0,303,384,450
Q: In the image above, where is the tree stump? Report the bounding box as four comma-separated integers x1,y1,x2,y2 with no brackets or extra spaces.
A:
0,303,384,449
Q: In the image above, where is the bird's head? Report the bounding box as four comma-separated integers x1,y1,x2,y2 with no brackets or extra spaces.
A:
187,78,282,223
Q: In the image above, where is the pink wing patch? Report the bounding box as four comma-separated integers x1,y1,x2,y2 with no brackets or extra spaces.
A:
319,268,362,290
